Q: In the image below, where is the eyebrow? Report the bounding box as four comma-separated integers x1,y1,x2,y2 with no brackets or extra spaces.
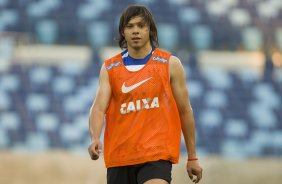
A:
127,19,147,25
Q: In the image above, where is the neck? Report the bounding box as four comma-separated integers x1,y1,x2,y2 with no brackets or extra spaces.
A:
127,45,152,59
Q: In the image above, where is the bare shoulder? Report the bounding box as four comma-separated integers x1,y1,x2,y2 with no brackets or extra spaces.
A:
169,55,184,76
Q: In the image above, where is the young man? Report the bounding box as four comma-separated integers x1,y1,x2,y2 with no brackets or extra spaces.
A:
88,5,203,184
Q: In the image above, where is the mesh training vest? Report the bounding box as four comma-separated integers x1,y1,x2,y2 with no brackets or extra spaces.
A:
104,48,181,168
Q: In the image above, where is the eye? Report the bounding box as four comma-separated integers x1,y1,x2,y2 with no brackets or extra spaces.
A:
126,24,133,28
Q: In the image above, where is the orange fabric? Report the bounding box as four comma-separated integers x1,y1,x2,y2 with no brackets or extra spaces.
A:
104,48,181,168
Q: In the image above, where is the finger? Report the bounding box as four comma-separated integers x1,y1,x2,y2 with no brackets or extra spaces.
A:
187,168,193,180
88,145,99,160
96,144,103,155
194,170,203,183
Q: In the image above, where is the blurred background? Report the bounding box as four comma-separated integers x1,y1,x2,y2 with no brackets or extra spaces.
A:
0,0,282,184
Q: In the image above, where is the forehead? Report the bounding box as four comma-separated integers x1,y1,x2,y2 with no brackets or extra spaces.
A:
127,16,145,24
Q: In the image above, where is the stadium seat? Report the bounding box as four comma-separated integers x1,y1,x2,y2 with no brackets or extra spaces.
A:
202,68,232,89
275,27,282,51
242,27,263,50
0,9,18,27
29,66,52,85
27,2,49,18
187,80,204,99
0,74,20,92
0,0,8,6
199,109,223,127
52,76,75,95
60,123,84,143
26,94,49,112
229,8,251,27
166,0,188,6
224,119,247,138
158,23,179,50
248,103,277,129
0,112,20,130
87,21,110,48
206,0,228,17
0,128,9,148
58,62,85,76
256,1,280,20
26,132,50,151
221,139,247,158
35,20,58,44
36,113,59,131
190,25,212,50
0,91,11,110
253,83,280,109
63,96,86,114
204,90,227,108
178,7,201,24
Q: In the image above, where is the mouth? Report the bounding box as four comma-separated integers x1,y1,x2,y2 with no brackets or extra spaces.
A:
132,37,141,41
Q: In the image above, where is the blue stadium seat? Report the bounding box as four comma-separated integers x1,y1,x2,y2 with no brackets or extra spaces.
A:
60,123,84,143
253,83,280,109
224,119,247,138
221,139,247,158
199,109,222,127
41,0,61,9
0,128,9,148
190,25,212,50
26,132,50,151
271,131,282,154
158,23,179,50
248,130,271,155
63,96,86,114
204,90,227,108
35,20,58,44
0,112,20,130
26,94,49,112
36,113,59,131
187,80,204,99
87,21,110,48
77,3,101,20
248,103,277,129
242,27,263,50
0,37,15,61
0,0,8,6
275,27,282,51
0,74,20,92
238,68,260,84
58,62,85,76
229,8,251,27
0,91,11,110
52,76,75,95
27,2,49,18
178,7,201,24
0,9,18,27
29,66,52,85
73,114,89,132
202,68,232,89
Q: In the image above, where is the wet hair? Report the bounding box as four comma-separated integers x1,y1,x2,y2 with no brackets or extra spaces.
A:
117,5,159,49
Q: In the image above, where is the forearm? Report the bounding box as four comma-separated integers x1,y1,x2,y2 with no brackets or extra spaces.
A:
180,108,197,158
89,106,105,141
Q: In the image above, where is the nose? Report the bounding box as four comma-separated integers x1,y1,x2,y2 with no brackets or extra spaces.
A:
132,26,139,34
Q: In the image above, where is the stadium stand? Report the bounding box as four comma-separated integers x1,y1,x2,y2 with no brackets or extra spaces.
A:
0,0,281,158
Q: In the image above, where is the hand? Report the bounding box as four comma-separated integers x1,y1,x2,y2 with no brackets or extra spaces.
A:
88,139,103,160
187,160,203,183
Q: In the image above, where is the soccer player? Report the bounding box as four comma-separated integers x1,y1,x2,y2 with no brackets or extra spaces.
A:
88,4,203,184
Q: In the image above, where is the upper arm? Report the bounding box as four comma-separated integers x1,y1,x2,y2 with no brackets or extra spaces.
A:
91,63,112,113
169,56,191,114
